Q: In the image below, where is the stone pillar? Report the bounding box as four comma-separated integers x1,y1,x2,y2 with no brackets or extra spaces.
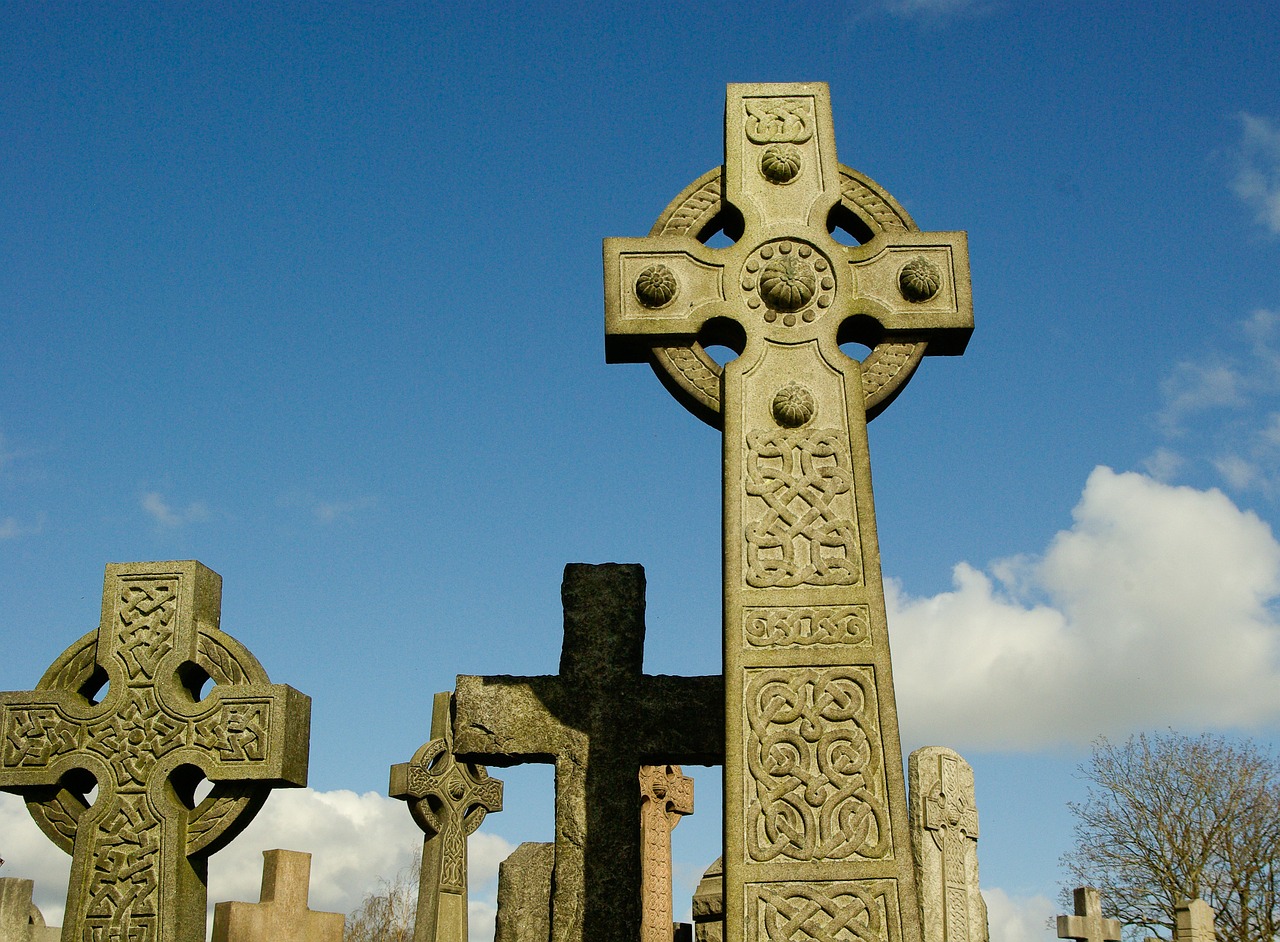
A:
1174,899,1216,942
0,878,61,942
908,747,988,942
493,843,553,942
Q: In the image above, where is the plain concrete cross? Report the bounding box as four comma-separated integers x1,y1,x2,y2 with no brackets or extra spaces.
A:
1174,899,1217,942
0,561,311,942
211,849,343,942
604,83,973,942
639,765,693,942
452,563,723,942
390,690,503,942
1058,887,1123,942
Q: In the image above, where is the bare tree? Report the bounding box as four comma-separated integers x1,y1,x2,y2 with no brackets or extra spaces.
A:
1061,732,1280,942
345,850,420,942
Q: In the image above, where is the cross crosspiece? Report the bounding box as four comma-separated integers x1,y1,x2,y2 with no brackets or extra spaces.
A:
604,83,974,942
639,765,694,942
0,561,311,942
452,563,723,942
390,690,504,942
1058,888,1123,942
211,849,343,942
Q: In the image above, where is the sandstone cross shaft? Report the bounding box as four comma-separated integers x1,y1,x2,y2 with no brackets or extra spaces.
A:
605,83,973,942
211,849,344,942
639,764,693,942
390,690,503,942
452,563,723,942
0,561,311,942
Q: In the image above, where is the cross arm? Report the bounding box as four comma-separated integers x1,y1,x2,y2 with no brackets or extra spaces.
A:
452,674,569,765
633,674,724,766
841,230,974,356
191,684,311,786
603,236,733,363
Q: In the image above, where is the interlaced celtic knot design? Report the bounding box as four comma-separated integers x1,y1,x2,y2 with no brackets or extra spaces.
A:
745,429,861,588
755,883,893,942
745,668,890,863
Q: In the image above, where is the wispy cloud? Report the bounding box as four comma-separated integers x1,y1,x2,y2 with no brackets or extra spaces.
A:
893,466,1280,750
0,515,44,540
312,495,378,524
140,492,210,528
1232,113,1280,235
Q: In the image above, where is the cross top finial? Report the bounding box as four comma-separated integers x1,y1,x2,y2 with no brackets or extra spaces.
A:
1058,887,1123,942
605,82,972,428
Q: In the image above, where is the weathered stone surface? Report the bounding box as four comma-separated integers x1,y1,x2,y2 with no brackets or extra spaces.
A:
0,561,311,942
1174,899,1217,942
604,83,973,942
493,842,553,942
453,563,723,942
0,878,61,942
908,747,988,942
390,691,502,942
690,857,722,942
639,765,693,942
1058,887,1122,942
211,849,343,942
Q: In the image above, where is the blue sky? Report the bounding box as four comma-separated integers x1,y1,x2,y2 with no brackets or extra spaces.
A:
3,2,1280,938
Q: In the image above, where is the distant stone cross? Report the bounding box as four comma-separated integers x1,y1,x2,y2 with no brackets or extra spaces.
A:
1058,887,1123,942
0,561,311,942
390,690,504,942
452,563,723,942
639,764,693,942
909,747,986,942
1174,899,1217,942
211,849,343,942
604,83,973,942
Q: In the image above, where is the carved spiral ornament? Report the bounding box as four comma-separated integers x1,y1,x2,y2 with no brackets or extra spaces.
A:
899,256,942,302
635,264,679,309
771,382,816,428
760,144,802,184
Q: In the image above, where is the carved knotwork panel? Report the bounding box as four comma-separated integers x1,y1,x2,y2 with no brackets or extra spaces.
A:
747,880,902,942
745,668,889,863
83,791,163,942
744,429,862,588
112,578,178,684
743,606,871,648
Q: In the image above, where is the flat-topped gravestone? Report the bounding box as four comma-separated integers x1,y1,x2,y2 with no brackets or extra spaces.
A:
493,843,553,942
1174,900,1216,942
1058,888,1123,942
452,563,723,942
605,83,973,942
639,765,693,942
0,878,61,942
0,561,311,942
211,849,343,942
908,747,988,942
390,691,503,942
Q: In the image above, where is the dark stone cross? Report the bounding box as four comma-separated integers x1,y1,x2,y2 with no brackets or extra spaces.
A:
390,690,503,942
604,83,974,942
0,561,311,942
452,563,723,942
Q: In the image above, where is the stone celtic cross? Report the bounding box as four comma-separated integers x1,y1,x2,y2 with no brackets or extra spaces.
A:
390,690,504,942
452,563,723,942
604,83,973,942
0,561,311,942
909,747,986,942
639,764,693,942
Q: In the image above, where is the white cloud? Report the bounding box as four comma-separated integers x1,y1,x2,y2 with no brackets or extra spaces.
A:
984,887,1057,942
0,515,44,540
313,495,377,523
1232,113,1280,235
0,788,513,940
1158,360,1246,434
892,466,1280,750
141,492,210,527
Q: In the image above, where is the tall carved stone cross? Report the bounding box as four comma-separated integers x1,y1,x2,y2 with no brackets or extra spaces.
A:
604,83,973,942
452,563,723,942
390,690,504,942
0,561,311,942
639,764,693,942
909,747,986,942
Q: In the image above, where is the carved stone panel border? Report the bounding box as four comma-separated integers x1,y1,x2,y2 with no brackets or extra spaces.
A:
746,879,903,942
743,606,871,649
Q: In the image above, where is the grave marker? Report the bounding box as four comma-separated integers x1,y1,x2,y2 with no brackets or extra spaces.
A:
639,765,693,942
211,849,343,942
1174,899,1216,942
390,691,503,942
0,561,311,942
604,82,973,942
0,878,60,942
493,843,553,942
1058,887,1123,942
453,563,722,942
